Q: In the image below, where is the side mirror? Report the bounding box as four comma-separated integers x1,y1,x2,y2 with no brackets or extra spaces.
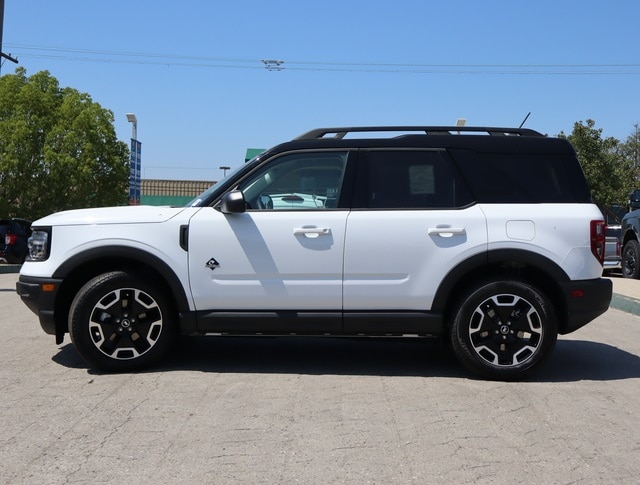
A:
220,190,246,214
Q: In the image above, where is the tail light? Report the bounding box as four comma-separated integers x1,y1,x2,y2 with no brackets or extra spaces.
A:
5,234,17,245
590,220,606,265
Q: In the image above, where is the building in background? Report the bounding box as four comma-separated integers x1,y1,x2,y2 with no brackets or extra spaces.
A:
141,179,213,206
140,148,265,206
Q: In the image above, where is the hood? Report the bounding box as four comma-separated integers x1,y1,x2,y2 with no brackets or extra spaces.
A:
33,205,189,226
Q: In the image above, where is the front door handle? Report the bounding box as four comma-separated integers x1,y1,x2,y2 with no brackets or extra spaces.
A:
293,226,331,238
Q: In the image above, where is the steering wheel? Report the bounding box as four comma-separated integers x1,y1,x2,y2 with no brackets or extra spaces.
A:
257,194,273,210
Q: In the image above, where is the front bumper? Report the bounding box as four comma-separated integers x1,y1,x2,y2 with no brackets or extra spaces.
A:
16,275,63,337
558,277,612,334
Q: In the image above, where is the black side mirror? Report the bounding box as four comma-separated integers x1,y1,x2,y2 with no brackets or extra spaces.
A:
220,190,246,214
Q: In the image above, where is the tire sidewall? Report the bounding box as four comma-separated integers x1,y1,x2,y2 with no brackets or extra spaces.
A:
622,240,640,279
450,280,557,380
69,271,177,372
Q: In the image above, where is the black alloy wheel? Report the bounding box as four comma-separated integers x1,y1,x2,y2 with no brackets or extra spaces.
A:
450,280,557,380
69,271,177,371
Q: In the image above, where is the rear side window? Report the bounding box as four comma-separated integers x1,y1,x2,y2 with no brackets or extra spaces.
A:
451,149,592,203
355,149,474,209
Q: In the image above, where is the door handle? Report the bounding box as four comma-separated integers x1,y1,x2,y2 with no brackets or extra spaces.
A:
428,227,466,238
293,227,331,238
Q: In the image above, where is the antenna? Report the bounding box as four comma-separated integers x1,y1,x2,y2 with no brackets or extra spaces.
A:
518,112,531,129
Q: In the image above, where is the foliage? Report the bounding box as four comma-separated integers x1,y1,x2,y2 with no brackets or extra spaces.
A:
559,119,635,210
619,124,640,184
0,68,129,220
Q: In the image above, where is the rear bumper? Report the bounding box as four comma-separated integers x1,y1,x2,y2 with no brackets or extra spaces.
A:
16,276,62,336
558,277,612,334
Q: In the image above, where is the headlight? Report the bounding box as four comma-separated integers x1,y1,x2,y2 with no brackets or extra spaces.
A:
27,228,51,261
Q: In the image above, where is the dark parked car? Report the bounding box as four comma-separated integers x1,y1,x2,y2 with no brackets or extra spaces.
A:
0,218,32,264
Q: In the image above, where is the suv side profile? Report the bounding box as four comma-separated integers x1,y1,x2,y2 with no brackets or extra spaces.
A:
17,126,612,380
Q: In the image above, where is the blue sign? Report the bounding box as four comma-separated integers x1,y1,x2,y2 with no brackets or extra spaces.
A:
129,139,142,205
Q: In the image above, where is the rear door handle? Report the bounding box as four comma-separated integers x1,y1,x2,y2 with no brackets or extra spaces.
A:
428,227,466,237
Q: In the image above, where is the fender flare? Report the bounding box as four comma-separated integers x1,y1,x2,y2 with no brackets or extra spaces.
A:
52,246,191,313
431,249,570,313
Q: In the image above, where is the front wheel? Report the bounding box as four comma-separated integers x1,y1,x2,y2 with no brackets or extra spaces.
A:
449,280,557,380
69,271,178,372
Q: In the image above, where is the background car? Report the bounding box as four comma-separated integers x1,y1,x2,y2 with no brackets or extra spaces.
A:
0,218,32,264
604,225,622,272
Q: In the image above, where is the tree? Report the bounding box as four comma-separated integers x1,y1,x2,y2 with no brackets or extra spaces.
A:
0,68,129,220
559,119,635,211
619,124,640,184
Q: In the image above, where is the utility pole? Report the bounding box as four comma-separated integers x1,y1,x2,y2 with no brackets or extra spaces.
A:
0,0,19,74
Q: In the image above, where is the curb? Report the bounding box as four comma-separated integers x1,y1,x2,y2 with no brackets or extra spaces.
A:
610,293,640,317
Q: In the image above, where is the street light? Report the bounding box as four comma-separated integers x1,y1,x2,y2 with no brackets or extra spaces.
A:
219,166,231,177
126,113,138,139
126,113,141,205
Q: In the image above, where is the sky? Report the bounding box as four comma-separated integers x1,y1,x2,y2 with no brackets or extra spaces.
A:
2,0,639,181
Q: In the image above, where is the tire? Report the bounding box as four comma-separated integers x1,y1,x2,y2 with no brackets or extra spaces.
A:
69,271,178,372
449,280,557,380
622,240,640,279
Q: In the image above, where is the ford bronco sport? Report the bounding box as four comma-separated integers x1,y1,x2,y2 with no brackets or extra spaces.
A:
17,126,612,380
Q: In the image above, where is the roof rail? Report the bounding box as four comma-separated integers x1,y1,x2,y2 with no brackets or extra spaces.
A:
294,126,543,140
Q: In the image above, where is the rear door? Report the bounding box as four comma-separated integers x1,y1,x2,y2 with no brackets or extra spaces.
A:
343,149,488,313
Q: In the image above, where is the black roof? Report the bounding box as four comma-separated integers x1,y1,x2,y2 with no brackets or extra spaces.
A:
259,126,574,156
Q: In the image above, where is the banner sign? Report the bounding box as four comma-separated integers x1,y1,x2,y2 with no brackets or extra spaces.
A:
129,139,142,205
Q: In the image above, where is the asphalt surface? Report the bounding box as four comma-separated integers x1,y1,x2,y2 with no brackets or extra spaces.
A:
1,270,639,484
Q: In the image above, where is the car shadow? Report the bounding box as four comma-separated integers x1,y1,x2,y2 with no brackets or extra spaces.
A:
51,336,640,382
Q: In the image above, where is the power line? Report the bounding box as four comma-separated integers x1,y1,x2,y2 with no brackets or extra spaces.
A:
6,43,640,75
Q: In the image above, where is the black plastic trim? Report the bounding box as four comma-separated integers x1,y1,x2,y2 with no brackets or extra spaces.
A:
16,276,61,336
558,278,612,334
193,310,444,336
52,246,191,313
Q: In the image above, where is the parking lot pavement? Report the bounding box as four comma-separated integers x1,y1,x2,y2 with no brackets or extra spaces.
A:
1,272,640,484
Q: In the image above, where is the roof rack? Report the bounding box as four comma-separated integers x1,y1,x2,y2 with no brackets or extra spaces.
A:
294,126,543,140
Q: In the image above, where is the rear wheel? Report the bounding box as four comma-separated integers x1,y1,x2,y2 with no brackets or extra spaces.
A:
69,271,178,372
622,240,640,279
450,280,557,380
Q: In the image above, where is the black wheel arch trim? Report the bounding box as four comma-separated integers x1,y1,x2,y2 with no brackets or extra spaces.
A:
51,246,191,313
431,248,570,313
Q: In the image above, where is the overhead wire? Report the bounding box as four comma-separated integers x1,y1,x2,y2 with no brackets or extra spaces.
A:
6,43,640,75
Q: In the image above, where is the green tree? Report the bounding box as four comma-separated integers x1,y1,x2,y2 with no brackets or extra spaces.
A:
0,68,129,220
619,124,640,185
559,119,634,211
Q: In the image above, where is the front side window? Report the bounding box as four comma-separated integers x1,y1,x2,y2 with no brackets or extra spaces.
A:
238,151,348,210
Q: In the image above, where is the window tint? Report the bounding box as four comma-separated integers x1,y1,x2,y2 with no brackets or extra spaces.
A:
238,151,348,210
451,150,592,203
362,150,473,209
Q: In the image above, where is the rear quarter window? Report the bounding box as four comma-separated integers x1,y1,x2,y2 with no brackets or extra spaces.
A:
450,149,592,203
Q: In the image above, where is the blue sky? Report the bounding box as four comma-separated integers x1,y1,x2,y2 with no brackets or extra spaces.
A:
3,0,639,180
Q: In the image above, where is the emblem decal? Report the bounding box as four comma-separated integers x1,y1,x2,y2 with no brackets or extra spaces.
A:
206,258,220,270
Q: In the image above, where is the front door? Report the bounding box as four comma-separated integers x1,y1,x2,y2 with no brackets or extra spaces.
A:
187,150,350,331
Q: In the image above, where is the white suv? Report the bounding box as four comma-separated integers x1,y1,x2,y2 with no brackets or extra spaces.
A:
17,126,612,380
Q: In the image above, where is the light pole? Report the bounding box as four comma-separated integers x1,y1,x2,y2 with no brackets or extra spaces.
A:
126,113,138,139
219,166,231,177
126,113,141,205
